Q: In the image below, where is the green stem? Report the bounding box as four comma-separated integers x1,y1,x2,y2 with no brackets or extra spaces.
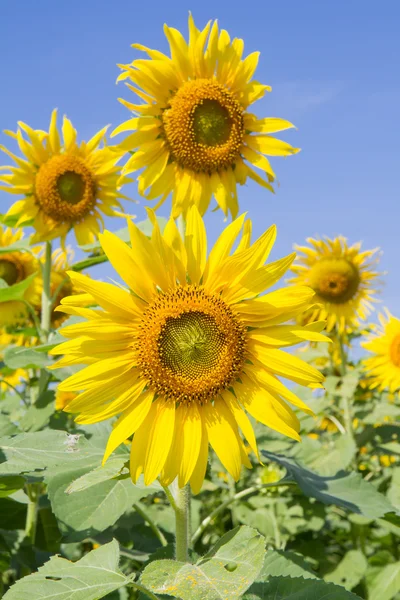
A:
192,480,295,544
174,485,191,562
25,483,39,545
338,331,353,439
133,502,168,547
40,241,53,339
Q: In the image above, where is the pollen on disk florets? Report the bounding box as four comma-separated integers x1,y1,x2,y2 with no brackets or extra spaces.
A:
136,285,247,403
35,154,96,223
309,258,361,304
162,79,244,173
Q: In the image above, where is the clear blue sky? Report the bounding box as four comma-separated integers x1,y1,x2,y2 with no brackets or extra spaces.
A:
0,0,399,319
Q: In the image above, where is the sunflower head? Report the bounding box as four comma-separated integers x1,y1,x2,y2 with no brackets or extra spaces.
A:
0,110,131,246
289,236,382,333
362,311,400,395
112,14,299,219
0,226,41,327
50,207,327,494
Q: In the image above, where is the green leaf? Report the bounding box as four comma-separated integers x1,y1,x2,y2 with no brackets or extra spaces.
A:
65,456,129,493
140,525,265,599
366,562,400,600
46,464,160,541
2,539,135,600
0,430,96,475
0,497,27,529
36,506,62,553
19,390,56,432
0,272,37,303
293,435,356,477
3,346,52,369
388,467,400,511
0,238,32,254
262,450,395,518
258,549,318,580
324,550,367,591
0,475,25,497
243,576,363,599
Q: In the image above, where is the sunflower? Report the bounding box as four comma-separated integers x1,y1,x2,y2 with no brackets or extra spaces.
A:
289,236,381,333
0,226,41,327
0,110,130,246
55,389,77,411
113,14,299,218
362,311,400,395
50,208,326,493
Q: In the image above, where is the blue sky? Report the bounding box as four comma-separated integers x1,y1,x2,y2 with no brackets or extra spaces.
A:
0,0,399,319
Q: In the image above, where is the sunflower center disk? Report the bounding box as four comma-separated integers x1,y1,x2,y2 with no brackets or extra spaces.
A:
137,286,247,403
309,258,360,304
390,334,400,367
35,155,96,223
162,79,244,173
0,259,19,285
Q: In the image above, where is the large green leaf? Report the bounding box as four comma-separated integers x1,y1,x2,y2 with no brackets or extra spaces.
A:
141,526,265,599
324,550,367,591
243,576,363,599
3,346,52,369
46,464,159,541
366,562,400,600
292,435,356,476
0,430,102,475
3,539,136,600
262,450,395,518
66,456,129,493
0,272,37,303
258,549,318,580
19,390,56,432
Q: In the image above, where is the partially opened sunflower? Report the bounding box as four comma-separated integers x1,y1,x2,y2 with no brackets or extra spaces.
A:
51,208,326,492
0,110,130,246
113,14,299,218
0,226,41,327
362,311,400,395
289,236,381,333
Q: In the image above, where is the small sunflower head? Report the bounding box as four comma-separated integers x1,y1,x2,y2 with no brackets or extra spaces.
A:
289,236,382,333
0,110,130,246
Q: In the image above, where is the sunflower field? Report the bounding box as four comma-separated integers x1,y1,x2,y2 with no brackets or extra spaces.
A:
0,9,399,600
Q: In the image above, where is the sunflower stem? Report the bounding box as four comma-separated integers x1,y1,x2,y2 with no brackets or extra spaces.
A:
174,484,191,562
24,483,39,547
338,332,354,439
40,240,53,339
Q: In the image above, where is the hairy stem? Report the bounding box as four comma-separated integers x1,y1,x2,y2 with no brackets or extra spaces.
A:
174,485,191,562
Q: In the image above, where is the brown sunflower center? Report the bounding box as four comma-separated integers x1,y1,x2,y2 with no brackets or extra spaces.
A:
35,155,97,223
0,259,19,285
137,285,247,403
390,334,400,368
309,258,360,304
162,79,244,173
